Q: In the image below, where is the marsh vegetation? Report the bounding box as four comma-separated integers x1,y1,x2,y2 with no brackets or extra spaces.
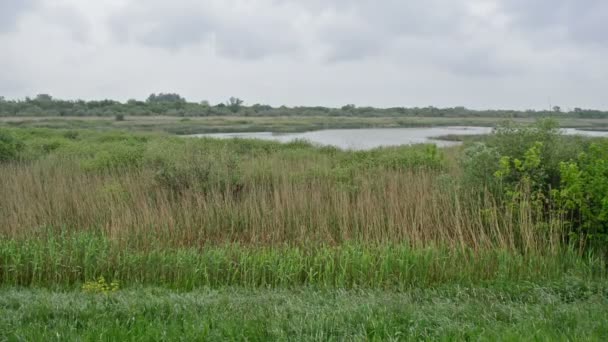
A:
1,119,607,339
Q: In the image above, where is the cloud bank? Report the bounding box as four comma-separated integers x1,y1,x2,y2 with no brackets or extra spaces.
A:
1,0,607,109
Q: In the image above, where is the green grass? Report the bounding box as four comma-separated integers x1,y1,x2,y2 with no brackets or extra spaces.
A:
1,282,607,341
1,233,604,290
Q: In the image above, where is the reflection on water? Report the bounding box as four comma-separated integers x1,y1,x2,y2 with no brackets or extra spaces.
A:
188,127,608,150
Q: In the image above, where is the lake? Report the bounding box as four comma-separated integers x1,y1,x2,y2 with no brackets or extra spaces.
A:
189,127,608,150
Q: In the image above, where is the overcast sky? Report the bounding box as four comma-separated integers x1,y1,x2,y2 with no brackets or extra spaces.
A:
1,0,607,109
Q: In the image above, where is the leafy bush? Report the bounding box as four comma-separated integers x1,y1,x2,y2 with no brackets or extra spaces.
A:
556,141,608,246
81,144,145,171
462,119,608,250
488,119,585,188
0,129,23,162
461,142,501,190
338,144,444,172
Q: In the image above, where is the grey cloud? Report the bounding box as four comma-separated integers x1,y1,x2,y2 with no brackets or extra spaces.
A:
2,0,607,109
312,1,512,76
501,0,608,46
441,50,521,77
0,0,38,32
310,1,476,64
108,0,472,63
108,1,299,59
133,12,213,50
42,5,92,43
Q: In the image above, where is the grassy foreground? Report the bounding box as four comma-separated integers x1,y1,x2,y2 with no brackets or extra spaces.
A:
2,282,608,341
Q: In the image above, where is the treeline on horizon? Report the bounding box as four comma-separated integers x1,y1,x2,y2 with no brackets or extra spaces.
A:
1,93,607,118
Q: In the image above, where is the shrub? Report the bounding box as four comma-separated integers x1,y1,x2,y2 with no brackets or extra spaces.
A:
460,142,501,190
463,119,584,197
0,129,23,162
81,144,145,171
462,119,608,251
488,119,585,188
337,144,444,173
556,141,608,246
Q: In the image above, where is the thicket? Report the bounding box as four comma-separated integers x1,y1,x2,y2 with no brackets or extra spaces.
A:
1,93,607,118
462,119,608,251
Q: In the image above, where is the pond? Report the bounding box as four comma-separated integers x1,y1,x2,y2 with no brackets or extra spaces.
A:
188,127,608,150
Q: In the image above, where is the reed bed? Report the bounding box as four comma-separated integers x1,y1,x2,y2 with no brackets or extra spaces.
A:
1,156,561,251
0,128,605,288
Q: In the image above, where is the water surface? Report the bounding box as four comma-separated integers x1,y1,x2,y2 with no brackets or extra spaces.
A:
190,127,608,150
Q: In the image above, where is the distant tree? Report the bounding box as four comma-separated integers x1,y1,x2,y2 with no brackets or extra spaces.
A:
251,104,272,112
200,100,210,107
35,94,53,102
341,104,356,111
553,106,561,113
146,93,186,103
227,97,244,113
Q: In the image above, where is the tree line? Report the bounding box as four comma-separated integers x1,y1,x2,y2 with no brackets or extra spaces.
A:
1,93,607,118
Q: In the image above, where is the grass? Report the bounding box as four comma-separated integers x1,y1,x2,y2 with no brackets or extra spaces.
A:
1,125,608,339
1,283,607,341
2,233,604,289
3,115,608,134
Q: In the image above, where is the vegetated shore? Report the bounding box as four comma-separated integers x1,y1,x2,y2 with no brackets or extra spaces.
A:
1,120,607,340
2,115,608,134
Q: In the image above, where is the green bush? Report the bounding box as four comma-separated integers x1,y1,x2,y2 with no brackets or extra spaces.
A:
0,129,23,162
461,142,501,190
557,141,608,246
462,119,608,251
337,144,444,172
81,144,145,171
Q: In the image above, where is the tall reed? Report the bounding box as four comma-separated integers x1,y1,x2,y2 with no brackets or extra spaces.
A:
0,155,563,253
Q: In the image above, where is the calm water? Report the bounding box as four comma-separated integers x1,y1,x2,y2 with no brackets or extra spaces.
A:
189,127,608,150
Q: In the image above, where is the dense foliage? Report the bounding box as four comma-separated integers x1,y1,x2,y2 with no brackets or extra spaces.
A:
2,93,607,118
0,128,23,162
462,119,608,249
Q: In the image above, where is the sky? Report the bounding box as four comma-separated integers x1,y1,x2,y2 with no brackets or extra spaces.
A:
1,0,607,110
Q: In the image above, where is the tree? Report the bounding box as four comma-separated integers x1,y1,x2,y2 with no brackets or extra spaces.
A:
553,106,561,113
35,94,53,102
146,93,186,103
227,97,244,113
